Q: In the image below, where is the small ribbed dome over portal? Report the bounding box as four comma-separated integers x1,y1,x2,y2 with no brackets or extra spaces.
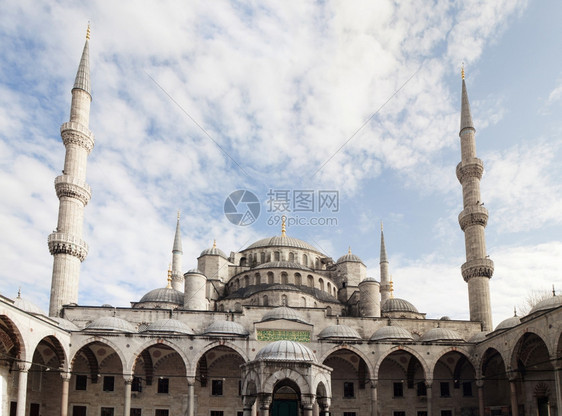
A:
144,319,194,335
337,252,363,264
256,340,316,362
85,316,136,333
318,324,361,340
370,325,414,342
261,306,309,324
420,328,464,342
204,320,248,337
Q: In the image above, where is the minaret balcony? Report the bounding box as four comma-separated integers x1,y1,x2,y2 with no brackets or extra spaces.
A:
60,121,95,153
461,258,494,282
456,158,484,182
54,175,91,205
48,232,89,261
458,205,489,231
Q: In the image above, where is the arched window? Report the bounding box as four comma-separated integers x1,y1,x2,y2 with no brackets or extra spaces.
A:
235,278,240,290
319,278,324,291
282,295,288,306
248,254,252,263
302,254,308,266
244,275,249,287
301,297,307,307
295,273,302,286
274,251,280,261
327,282,331,293
281,272,288,284
255,273,261,285
289,252,295,262
267,252,271,262
240,257,247,267
307,275,314,287
263,295,269,306
267,272,274,284
261,252,266,263
333,287,337,297
315,258,320,269
326,306,332,316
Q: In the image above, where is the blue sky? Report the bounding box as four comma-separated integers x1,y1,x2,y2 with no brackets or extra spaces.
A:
0,0,560,327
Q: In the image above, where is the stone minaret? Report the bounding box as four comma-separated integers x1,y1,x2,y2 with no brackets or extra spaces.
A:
48,27,94,317
456,68,494,331
379,222,390,307
171,212,184,291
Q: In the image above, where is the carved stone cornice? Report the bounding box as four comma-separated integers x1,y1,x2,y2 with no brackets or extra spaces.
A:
48,232,89,261
458,205,489,231
60,122,95,153
461,258,494,282
456,158,484,182
55,175,91,205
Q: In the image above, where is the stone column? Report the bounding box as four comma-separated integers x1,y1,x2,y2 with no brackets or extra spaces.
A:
242,395,256,416
509,378,519,416
123,375,133,416
318,396,330,416
476,379,485,416
370,379,378,416
553,367,561,416
259,393,272,416
187,377,195,416
60,372,71,416
16,363,30,416
426,381,433,416
302,395,315,416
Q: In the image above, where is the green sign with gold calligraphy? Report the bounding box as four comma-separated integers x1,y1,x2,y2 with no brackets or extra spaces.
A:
257,329,311,342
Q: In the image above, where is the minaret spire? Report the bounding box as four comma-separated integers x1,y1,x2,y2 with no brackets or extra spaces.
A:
379,222,390,306
48,26,95,316
171,211,184,291
456,67,494,331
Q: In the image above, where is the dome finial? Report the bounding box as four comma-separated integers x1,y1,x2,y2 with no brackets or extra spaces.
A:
390,275,394,299
461,62,465,80
86,22,91,40
213,239,217,248
17,287,21,299
281,215,287,237
513,306,517,317
348,246,351,254
166,265,172,289
553,284,556,296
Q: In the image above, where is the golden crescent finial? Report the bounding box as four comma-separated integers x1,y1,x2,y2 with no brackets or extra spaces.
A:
390,275,394,298
86,22,91,40
213,239,216,248
166,264,172,288
381,221,383,231
348,246,351,254
281,215,286,237
461,62,465,80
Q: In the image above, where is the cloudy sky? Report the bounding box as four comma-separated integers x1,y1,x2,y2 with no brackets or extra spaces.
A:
0,0,561,327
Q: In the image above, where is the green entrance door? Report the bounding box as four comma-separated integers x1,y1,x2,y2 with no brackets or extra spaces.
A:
271,399,298,416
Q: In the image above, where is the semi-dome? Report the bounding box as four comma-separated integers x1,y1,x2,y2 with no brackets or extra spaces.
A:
85,316,136,333
370,325,414,342
13,294,45,315
254,261,313,271
382,298,419,313
261,306,309,324
199,246,228,259
337,253,364,264
139,287,183,305
528,295,562,315
255,340,316,362
495,315,521,331
318,324,361,340
420,328,464,342
143,319,194,335
204,320,248,336
245,236,321,253
51,317,80,331
468,331,490,343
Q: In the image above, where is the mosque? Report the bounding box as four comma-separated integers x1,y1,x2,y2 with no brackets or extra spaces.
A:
1,28,561,416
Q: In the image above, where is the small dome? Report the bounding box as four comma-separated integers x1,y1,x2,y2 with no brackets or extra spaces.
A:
528,295,562,315
420,328,464,342
13,295,45,315
360,277,378,283
51,317,80,331
370,325,414,342
495,315,521,331
199,246,228,259
85,316,136,333
255,261,312,271
440,316,451,321
382,298,419,313
256,340,316,362
186,268,204,275
143,319,194,335
337,253,363,264
139,287,183,305
318,325,361,340
468,331,490,343
204,320,248,336
262,306,309,324
245,236,321,253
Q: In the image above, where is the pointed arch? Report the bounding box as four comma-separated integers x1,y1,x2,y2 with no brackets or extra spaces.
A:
188,341,249,376
374,345,430,381
263,368,311,394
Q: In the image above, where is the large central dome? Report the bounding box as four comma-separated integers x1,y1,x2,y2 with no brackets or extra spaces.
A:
244,236,322,253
